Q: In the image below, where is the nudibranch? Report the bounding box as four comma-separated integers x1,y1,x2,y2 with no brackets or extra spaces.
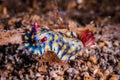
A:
23,22,94,61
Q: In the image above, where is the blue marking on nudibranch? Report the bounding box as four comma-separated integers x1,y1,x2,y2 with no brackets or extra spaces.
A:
60,45,70,59
68,53,73,61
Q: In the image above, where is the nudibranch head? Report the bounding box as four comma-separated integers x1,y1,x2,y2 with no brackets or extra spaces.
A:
23,22,50,54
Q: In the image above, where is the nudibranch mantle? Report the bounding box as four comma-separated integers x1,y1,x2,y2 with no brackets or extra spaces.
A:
24,23,94,61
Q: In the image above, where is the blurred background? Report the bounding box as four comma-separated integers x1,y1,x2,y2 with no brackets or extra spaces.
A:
0,1,120,80
0,0,120,26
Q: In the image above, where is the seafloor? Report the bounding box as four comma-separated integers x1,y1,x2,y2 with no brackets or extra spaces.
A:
0,0,120,80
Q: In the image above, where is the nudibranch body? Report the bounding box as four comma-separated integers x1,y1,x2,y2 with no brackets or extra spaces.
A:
24,22,94,61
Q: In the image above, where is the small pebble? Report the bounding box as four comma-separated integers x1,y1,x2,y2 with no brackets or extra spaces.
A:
97,70,103,78
89,56,97,64
104,41,112,48
81,72,90,78
29,69,34,76
36,73,41,77
86,61,92,67
38,66,47,74
6,64,13,71
113,41,119,47
98,41,105,47
67,68,79,74
73,74,81,80
109,75,118,80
